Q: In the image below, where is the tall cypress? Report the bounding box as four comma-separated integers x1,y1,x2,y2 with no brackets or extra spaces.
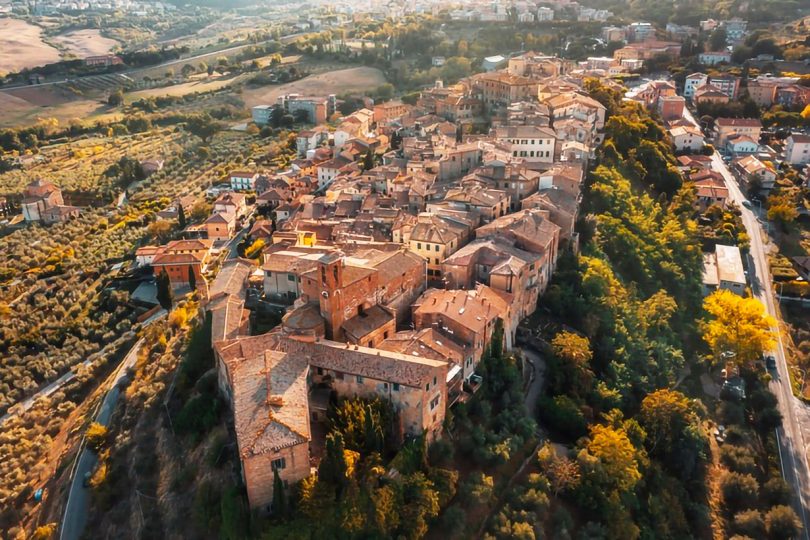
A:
156,270,173,310
178,203,187,228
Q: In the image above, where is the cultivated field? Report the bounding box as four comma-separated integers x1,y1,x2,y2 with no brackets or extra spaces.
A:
0,85,111,128
241,66,387,107
125,73,249,102
51,29,119,58
0,18,60,74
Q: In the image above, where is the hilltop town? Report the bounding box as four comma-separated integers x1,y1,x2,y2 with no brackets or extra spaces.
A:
1,2,810,540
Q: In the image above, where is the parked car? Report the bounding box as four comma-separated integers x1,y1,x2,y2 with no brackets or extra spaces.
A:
742,200,753,209
765,355,777,371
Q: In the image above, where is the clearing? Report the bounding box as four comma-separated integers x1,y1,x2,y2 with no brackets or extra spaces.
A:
0,18,61,74
0,85,113,128
241,66,387,107
125,73,248,102
51,29,120,58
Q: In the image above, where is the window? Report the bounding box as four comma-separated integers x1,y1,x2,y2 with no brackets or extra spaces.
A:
266,271,272,277
433,376,437,386
393,383,400,391
287,274,295,282
336,371,344,380
435,245,439,252
272,457,286,471
417,242,422,250
430,395,440,410
425,383,430,391
356,375,364,384
317,367,323,375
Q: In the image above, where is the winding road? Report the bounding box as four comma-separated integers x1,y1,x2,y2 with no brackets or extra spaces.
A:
59,309,165,540
683,107,810,538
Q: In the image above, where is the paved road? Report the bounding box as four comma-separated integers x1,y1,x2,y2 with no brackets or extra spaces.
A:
59,310,165,540
684,108,810,538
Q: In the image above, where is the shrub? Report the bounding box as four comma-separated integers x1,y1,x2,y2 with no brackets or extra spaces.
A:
761,477,792,506
85,422,108,452
720,445,759,475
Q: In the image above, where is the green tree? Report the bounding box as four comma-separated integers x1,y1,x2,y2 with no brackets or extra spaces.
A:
765,505,802,539
186,114,222,142
107,88,124,107
720,471,759,513
709,28,728,51
319,432,349,495
157,270,174,310
188,266,197,291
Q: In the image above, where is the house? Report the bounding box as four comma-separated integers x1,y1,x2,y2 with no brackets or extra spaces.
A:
470,72,539,113
405,212,473,282
135,246,163,267
708,76,741,100
316,156,353,190
20,179,80,224
252,105,274,125
537,6,554,21
433,184,511,223
683,73,708,99
657,95,685,121
714,118,762,147
296,127,329,157
412,286,507,366
464,161,541,210
613,41,681,62
670,125,705,152
152,251,205,286
785,134,810,166
691,171,729,210
627,22,655,42
725,135,759,156
699,51,731,65
84,54,123,67
733,155,777,190
702,244,746,296
206,211,237,242
214,192,248,217
545,92,607,132
693,83,730,105
373,100,408,123
520,188,579,242
276,94,336,125
230,171,259,191
493,126,556,165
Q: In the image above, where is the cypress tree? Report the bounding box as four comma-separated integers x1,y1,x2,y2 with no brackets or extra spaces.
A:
178,203,187,228
156,270,174,310
188,266,197,291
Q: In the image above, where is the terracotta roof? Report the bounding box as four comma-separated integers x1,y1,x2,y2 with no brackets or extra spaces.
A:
152,252,204,266
209,258,255,299
224,344,311,456
413,287,506,334
277,335,447,388
342,305,394,341
378,328,467,365
715,118,762,128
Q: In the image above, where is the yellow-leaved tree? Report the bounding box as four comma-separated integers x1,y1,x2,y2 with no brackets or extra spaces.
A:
580,424,642,492
701,289,776,365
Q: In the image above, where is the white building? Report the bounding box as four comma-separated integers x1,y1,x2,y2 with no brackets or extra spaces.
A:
670,125,705,152
537,7,554,21
494,126,556,164
684,73,708,99
785,134,810,166
703,244,746,296
230,171,259,190
699,51,731,65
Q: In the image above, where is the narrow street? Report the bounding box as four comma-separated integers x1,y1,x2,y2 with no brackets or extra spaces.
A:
684,107,810,539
